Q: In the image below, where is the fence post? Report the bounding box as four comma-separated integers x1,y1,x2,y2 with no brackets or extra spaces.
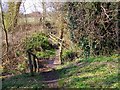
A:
28,51,34,76
33,55,37,72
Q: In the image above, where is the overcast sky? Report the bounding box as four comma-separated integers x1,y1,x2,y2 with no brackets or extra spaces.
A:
1,0,55,14
20,0,43,14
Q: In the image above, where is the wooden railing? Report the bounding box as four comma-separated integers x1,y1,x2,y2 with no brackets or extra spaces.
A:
27,49,47,76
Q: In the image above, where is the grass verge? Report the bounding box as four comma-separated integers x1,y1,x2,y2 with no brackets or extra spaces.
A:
2,73,44,89
57,54,119,88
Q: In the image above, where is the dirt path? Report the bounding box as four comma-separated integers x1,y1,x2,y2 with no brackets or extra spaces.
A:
41,70,59,88
40,60,60,88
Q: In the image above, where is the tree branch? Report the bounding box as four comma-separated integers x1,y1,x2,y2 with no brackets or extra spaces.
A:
101,5,109,19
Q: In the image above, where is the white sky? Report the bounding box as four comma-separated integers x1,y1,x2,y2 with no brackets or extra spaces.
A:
1,0,55,14
20,0,43,14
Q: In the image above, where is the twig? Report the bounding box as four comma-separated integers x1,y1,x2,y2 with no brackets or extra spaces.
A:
101,5,109,19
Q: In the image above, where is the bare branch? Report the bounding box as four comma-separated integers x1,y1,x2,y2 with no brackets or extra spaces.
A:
101,5,109,19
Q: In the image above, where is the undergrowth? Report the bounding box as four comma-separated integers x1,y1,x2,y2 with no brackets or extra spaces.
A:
58,54,119,88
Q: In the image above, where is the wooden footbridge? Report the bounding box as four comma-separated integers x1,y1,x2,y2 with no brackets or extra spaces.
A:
27,33,69,76
27,49,59,76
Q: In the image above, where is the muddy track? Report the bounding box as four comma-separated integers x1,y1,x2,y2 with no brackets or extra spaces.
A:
41,70,59,88
39,60,60,88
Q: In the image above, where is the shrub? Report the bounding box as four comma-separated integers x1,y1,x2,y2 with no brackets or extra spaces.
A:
62,49,77,62
24,33,56,58
36,50,55,58
24,33,52,51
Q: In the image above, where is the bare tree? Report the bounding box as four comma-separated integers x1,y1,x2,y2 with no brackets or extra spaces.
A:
0,1,9,52
13,1,22,28
0,1,3,62
42,0,46,33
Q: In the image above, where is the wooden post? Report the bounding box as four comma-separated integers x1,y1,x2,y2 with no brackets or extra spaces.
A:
33,55,37,72
28,51,34,76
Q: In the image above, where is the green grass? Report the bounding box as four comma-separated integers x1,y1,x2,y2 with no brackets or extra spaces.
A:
2,54,119,89
58,54,119,88
2,73,44,89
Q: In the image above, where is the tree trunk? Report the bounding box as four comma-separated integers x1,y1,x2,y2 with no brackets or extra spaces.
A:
54,14,64,64
6,1,22,31
58,28,64,64
0,2,9,53
0,2,3,63
13,1,22,28
42,0,46,33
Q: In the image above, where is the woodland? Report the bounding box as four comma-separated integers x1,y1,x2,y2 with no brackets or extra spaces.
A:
0,1,119,89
